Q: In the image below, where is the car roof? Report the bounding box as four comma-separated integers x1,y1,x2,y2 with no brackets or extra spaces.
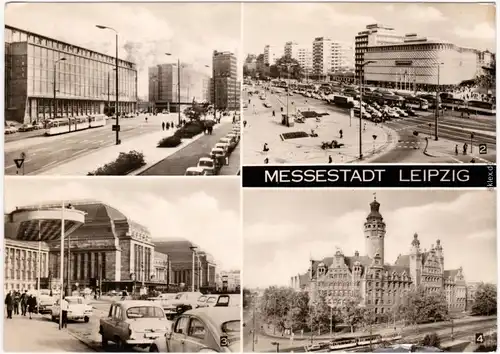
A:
113,300,163,309
184,307,240,327
199,157,213,162
212,147,224,152
66,296,84,300
187,167,204,172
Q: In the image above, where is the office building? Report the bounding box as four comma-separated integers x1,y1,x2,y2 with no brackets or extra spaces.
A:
284,41,313,72
313,37,355,78
5,25,138,124
263,45,283,66
211,50,240,110
355,24,405,84
148,63,210,112
364,34,481,88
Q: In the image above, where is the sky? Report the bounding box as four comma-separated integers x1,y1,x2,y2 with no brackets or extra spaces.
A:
5,2,242,98
4,177,241,272
244,189,497,288
244,3,496,55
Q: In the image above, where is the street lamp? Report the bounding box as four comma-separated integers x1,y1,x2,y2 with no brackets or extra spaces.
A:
165,53,182,126
358,60,377,160
96,25,120,145
189,246,198,292
53,57,66,118
58,201,66,330
434,62,444,141
271,341,280,352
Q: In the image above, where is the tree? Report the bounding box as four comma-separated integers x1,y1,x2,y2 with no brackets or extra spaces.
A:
284,291,309,332
260,286,296,333
476,60,496,90
404,286,449,325
273,55,303,80
183,101,210,121
471,283,497,316
309,293,332,334
243,288,252,309
340,297,364,333
422,332,441,348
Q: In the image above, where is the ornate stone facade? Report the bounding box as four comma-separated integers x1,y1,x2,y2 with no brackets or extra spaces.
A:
291,197,467,314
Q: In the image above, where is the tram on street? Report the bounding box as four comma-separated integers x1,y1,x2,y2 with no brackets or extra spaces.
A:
45,114,107,136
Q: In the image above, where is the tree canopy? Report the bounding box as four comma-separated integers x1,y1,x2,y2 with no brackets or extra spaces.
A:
471,283,497,316
183,101,210,121
404,286,448,324
269,55,303,80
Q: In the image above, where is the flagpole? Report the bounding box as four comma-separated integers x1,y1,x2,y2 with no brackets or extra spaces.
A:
59,201,65,330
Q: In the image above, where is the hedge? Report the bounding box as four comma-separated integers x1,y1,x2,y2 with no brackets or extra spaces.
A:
88,150,145,175
158,135,182,148
174,122,205,139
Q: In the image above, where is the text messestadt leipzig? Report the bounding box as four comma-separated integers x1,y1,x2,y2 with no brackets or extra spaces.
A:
264,168,471,184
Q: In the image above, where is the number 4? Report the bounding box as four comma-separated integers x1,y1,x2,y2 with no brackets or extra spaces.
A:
476,334,484,343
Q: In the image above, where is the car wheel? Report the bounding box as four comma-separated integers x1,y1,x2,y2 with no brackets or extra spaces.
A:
116,337,126,351
149,345,159,352
84,316,89,323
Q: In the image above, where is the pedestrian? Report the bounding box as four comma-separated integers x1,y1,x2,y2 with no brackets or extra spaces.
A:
13,292,19,315
328,155,333,164
363,123,366,131
20,290,28,316
5,291,13,319
263,143,269,152
463,143,468,155
470,158,476,163
339,129,343,139
264,158,269,164
145,116,148,123
272,110,275,117
162,122,165,130
61,295,69,328
243,120,247,128
27,294,37,319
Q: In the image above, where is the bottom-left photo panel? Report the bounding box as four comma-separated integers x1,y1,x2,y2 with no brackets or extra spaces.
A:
3,177,242,353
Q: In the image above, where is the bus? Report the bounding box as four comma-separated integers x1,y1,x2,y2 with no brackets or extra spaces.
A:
405,97,429,110
441,97,466,110
464,100,496,115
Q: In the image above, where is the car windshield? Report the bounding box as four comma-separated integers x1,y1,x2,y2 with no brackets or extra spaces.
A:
206,297,217,303
198,296,207,303
222,320,240,334
217,296,230,305
67,298,84,304
174,294,184,300
126,306,164,319
199,160,213,167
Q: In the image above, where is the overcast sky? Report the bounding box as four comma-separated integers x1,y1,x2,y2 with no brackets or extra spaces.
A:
244,189,497,288
5,177,241,272
244,3,496,55
5,2,242,98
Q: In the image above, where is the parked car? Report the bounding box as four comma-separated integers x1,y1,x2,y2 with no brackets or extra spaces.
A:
162,292,204,316
4,126,18,134
197,157,216,175
214,294,241,308
220,137,236,152
149,307,241,352
99,300,172,350
185,167,208,176
214,142,230,157
51,296,93,323
18,124,35,132
38,294,55,314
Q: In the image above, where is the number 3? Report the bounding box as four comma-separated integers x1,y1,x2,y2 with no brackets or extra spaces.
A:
220,336,228,347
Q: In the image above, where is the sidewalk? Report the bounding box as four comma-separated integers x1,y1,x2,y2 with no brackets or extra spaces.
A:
243,106,391,165
39,116,233,175
4,314,94,352
423,136,496,163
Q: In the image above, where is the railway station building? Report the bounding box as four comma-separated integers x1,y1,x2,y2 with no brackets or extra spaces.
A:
5,25,138,124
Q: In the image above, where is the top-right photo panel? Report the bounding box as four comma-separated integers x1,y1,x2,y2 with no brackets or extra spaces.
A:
242,3,496,165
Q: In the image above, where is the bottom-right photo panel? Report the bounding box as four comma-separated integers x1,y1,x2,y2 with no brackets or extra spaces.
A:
243,189,497,353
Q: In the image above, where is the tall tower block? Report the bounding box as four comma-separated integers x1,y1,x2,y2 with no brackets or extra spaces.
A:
364,195,386,263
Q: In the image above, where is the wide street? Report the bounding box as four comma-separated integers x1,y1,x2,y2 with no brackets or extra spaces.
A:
4,114,173,176
244,86,496,164
139,121,239,175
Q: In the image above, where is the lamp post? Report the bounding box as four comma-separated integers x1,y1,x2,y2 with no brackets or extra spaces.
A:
96,25,120,145
189,246,197,292
434,62,444,141
59,201,66,330
165,53,182,126
358,61,376,160
53,57,67,118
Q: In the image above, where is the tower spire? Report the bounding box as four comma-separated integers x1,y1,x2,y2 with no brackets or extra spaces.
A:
373,192,376,201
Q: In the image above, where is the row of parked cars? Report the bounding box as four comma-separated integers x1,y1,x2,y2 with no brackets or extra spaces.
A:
5,122,45,134
99,291,241,352
185,123,241,176
353,101,417,123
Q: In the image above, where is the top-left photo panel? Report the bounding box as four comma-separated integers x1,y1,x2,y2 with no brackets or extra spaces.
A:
5,2,242,176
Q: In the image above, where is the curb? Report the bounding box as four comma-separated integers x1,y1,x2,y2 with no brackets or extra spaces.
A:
67,330,100,352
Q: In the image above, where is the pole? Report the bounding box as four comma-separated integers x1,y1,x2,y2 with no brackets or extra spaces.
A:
37,217,41,312
59,202,65,330
359,71,363,160
66,232,71,296
53,62,57,118
115,33,120,145
434,64,439,141
252,304,256,351
330,306,333,336
286,65,290,126
107,71,110,113
191,250,195,292
178,58,181,126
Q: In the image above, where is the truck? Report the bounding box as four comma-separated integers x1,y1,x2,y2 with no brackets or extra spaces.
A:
333,95,354,108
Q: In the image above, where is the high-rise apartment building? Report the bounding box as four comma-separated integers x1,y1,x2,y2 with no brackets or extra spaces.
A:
5,25,138,124
284,42,313,72
211,50,240,111
263,45,283,66
355,24,405,83
148,63,210,112
313,37,355,77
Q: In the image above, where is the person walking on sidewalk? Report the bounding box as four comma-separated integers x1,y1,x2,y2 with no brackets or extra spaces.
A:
162,122,165,131
27,294,37,319
328,155,333,164
61,296,69,328
463,143,468,155
13,292,19,315
5,291,13,319
455,144,459,156
20,290,28,316
339,129,343,139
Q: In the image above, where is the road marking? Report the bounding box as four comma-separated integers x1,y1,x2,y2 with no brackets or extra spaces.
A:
471,155,492,163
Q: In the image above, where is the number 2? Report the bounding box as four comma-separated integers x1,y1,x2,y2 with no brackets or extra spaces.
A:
477,334,484,343
479,145,487,154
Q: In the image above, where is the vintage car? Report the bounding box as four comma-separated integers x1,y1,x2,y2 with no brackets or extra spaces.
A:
38,293,55,314
214,295,241,308
51,296,93,323
4,126,18,134
18,124,36,132
197,295,220,308
214,142,230,157
99,300,172,350
219,137,237,152
149,307,240,352
185,167,208,176
162,292,203,316
197,157,216,175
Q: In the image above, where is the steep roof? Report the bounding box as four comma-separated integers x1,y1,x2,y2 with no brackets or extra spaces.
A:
395,255,410,267
444,269,459,279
